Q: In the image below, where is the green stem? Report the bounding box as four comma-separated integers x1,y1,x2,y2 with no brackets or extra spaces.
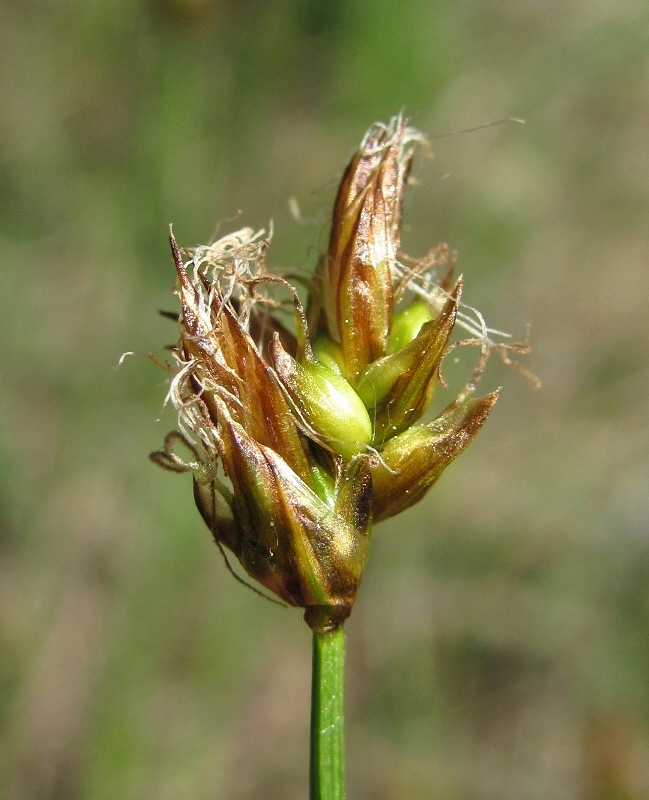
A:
310,626,346,800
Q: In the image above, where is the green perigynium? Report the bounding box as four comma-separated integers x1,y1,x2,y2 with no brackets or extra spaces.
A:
151,115,508,633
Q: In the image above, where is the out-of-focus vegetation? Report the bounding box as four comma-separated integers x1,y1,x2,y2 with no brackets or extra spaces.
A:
2,1,649,798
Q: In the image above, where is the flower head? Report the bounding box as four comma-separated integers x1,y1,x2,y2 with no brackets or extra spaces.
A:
151,115,521,631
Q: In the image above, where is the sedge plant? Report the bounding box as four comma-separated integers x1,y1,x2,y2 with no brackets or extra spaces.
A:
151,115,532,799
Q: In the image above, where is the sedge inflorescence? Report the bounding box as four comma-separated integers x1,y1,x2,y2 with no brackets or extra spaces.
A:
151,115,527,632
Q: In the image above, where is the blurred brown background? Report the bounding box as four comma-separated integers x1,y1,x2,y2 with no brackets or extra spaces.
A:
1,1,648,798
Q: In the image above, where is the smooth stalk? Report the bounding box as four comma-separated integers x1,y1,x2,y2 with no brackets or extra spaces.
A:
310,626,346,800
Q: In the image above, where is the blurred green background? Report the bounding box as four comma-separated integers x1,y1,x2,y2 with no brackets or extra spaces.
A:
2,1,649,798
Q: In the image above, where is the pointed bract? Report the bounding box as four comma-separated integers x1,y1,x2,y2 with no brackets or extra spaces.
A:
372,392,500,521
314,116,425,379
170,231,314,487
213,396,372,631
356,281,461,445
